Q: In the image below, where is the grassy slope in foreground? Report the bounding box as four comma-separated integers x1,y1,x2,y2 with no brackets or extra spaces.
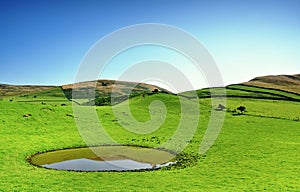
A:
0,88,299,191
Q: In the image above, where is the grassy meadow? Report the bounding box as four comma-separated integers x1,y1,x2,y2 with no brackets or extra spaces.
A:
0,86,299,191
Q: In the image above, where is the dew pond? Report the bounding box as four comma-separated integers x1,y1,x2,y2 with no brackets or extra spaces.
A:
29,145,176,171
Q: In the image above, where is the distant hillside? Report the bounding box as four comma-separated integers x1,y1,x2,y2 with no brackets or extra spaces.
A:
0,84,57,98
242,74,300,94
180,73,300,102
61,80,172,100
0,80,170,101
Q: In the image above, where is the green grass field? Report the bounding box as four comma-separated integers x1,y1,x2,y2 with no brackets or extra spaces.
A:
0,87,299,191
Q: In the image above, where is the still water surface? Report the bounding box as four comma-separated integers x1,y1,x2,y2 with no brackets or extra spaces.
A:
30,145,176,171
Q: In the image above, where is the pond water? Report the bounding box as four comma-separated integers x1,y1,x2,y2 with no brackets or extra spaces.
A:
29,145,176,171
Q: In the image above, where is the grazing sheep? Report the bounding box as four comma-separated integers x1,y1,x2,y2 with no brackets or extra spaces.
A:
23,114,32,117
215,104,226,111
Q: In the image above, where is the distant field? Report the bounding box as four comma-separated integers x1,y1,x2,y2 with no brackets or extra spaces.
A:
0,85,299,191
194,84,300,102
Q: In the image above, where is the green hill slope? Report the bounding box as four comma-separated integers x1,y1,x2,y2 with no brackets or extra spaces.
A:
1,88,299,191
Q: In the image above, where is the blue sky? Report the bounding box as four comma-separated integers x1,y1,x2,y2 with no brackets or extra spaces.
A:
0,0,299,89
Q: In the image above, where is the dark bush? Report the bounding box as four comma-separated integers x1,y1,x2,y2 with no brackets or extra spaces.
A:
95,96,111,106
237,106,246,113
152,89,159,93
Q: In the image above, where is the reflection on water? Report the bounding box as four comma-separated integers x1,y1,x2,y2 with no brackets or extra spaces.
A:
43,158,175,171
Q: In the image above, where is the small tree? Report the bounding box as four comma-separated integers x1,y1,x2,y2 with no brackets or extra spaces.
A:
237,106,246,113
141,92,145,100
95,96,111,106
152,89,159,93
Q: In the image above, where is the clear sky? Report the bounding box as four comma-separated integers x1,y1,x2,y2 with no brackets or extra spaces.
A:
1,0,299,89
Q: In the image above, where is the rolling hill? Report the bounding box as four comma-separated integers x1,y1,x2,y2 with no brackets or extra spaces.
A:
0,80,171,104
61,79,171,100
242,74,300,94
180,73,300,102
1,74,300,191
2,74,299,101
0,84,57,98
